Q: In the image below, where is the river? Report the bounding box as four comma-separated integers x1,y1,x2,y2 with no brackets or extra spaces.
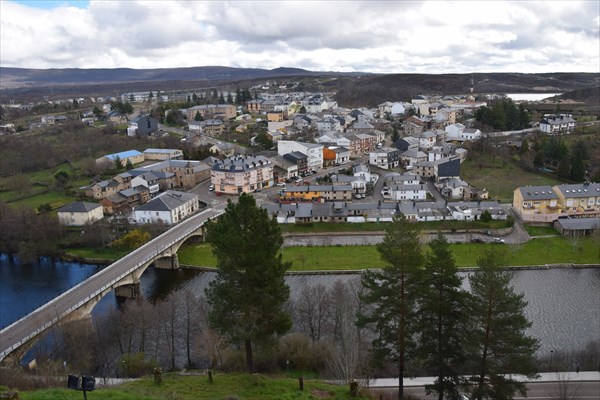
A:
1,254,599,357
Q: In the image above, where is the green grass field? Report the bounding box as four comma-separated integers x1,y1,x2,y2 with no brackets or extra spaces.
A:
17,373,369,400
9,191,77,210
523,225,560,237
177,236,599,270
461,158,562,203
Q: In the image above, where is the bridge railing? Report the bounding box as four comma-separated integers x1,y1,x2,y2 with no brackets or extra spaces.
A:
0,208,225,362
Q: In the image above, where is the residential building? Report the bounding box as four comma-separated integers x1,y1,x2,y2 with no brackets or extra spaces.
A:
131,171,175,194
143,148,183,161
413,157,461,181
418,130,437,150
262,200,506,224
316,117,342,133
369,148,400,170
267,111,286,122
100,186,150,215
127,114,158,137
283,152,309,175
96,150,144,168
209,142,236,157
384,183,429,201
133,159,211,189
277,140,324,171
513,182,600,222
279,185,353,203
554,183,600,216
396,136,420,152
57,202,104,226
540,114,576,134
132,190,200,225
211,155,274,194
186,104,236,120
403,115,432,136
323,146,351,166
378,101,407,116
513,185,561,222
271,155,299,181
400,149,428,167
198,119,224,136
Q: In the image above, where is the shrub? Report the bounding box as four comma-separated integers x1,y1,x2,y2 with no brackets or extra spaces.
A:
119,352,158,378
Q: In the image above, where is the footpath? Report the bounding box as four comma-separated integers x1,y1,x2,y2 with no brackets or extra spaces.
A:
367,371,600,388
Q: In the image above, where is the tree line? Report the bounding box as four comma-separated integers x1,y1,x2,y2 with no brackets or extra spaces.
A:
202,194,540,400
475,99,530,132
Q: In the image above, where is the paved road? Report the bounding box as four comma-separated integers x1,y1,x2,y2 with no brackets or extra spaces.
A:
368,372,600,399
0,208,224,363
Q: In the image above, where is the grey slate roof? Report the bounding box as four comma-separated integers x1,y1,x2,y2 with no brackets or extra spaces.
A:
58,201,101,213
555,217,600,230
554,183,600,198
518,186,559,201
213,155,271,172
135,190,198,212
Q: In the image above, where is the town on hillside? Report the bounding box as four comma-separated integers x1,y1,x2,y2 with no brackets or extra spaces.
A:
1,85,598,240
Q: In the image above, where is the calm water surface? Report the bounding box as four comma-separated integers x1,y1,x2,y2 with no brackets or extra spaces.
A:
1,254,598,357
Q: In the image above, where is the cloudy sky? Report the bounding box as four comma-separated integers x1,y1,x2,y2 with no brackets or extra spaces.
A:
1,0,599,73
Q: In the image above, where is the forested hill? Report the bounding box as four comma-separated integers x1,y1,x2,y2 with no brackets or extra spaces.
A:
0,66,322,89
554,86,600,104
334,73,600,107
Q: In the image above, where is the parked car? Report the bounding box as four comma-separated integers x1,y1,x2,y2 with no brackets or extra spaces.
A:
492,237,505,244
208,184,215,191
471,237,483,243
276,182,286,187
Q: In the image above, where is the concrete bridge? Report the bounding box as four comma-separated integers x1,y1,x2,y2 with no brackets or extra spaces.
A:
0,208,224,365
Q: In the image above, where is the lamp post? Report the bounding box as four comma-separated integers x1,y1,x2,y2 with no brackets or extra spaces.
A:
549,350,554,372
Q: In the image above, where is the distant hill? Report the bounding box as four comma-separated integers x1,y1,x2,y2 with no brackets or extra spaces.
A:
0,66,322,89
0,66,598,108
334,73,600,107
552,86,600,104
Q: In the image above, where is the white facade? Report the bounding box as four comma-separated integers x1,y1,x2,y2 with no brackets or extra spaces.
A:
57,202,104,226
386,184,428,201
132,191,200,225
277,140,323,171
540,114,576,134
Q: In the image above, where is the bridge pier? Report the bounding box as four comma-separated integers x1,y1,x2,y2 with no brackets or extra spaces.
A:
155,254,180,270
114,282,141,299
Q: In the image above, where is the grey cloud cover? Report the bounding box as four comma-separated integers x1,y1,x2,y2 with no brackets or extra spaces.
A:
0,0,598,73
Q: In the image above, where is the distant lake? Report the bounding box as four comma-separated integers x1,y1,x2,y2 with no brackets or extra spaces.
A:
505,93,561,101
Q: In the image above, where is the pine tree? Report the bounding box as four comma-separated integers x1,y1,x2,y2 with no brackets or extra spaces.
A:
465,249,539,400
358,214,424,400
569,140,588,182
205,194,291,373
113,155,122,170
418,234,467,400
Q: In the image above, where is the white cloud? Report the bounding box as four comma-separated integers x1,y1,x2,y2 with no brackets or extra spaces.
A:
0,0,598,73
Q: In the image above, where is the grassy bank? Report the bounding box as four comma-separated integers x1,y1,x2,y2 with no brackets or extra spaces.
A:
177,236,599,270
16,373,369,400
281,219,510,234
64,247,129,262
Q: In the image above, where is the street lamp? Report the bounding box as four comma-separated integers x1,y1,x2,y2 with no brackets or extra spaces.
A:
549,350,554,372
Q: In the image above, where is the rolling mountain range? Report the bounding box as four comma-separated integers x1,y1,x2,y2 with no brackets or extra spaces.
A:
0,66,598,107
0,66,323,88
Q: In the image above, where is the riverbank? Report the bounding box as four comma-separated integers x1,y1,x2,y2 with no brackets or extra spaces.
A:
63,234,600,271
